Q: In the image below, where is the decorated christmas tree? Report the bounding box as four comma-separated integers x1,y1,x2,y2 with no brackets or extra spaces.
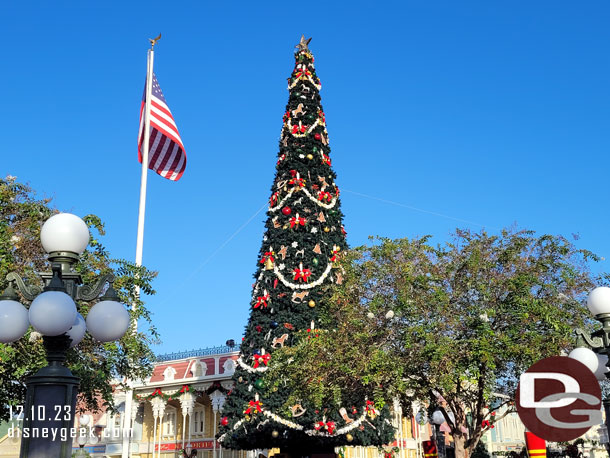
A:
218,37,395,455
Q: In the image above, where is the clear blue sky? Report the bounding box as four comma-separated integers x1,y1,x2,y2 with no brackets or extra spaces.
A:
2,1,609,354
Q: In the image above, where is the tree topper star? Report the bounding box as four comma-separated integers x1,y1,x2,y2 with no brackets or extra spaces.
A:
296,35,312,52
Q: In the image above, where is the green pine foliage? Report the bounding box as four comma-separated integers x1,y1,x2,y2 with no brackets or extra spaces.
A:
0,176,158,419
217,42,395,450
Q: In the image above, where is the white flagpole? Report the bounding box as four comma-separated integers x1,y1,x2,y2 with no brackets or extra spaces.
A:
122,37,158,458
136,44,155,271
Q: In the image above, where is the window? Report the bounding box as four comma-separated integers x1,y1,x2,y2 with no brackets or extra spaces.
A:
223,359,236,375
107,402,125,440
162,408,177,437
191,406,205,436
113,413,122,431
163,366,177,381
191,361,207,377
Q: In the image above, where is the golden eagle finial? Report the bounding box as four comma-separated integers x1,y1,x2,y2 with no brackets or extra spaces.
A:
149,33,162,49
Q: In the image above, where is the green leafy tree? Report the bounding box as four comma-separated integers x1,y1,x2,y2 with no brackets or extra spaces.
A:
217,39,395,453
0,175,158,420
274,229,603,458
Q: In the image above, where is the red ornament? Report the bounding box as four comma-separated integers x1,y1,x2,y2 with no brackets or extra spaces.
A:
256,325,262,332
290,169,297,177
282,206,291,215
221,416,229,426
314,133,321,140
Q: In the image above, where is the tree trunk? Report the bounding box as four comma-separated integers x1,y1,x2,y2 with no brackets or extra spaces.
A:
453,431,466,458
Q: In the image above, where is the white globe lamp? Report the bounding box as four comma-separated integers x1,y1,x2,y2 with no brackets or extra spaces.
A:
29,291,77,336
0,299,29,343
67,314,87,348
86,300,129,342
431,409,445,425
595,353,609,381
40,213,89,255
79,414,91,426
568,347,599,374
587,287,610,317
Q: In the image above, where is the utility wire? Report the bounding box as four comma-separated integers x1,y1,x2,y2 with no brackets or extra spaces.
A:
172,202,268,289
343,189,496,229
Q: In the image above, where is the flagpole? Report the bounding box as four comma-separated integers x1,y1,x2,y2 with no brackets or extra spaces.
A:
122,36,159,458
136,43,155,271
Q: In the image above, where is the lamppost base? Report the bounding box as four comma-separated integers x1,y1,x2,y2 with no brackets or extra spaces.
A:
19,336,80,458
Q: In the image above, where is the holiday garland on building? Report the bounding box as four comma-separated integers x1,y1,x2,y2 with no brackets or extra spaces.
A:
217,37,394,450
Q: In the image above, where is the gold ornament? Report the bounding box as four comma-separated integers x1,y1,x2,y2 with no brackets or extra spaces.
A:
324,227,330,233
308,300,316,308
272,430,279,438
346,433,354,442
265,258,274,270
307,154,314,160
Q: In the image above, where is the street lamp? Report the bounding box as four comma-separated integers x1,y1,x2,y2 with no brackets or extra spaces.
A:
0,213,130,458
431,409,447,458
570,286,610,447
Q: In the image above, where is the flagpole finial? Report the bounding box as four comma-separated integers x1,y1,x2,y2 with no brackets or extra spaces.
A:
149,33,162,49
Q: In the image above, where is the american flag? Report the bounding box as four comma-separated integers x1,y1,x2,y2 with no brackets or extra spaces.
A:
138,73,186,181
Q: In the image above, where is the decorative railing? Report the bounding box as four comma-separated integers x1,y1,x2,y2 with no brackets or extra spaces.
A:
155,344,240,362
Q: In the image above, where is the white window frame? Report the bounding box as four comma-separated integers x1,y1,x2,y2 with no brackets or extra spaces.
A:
190,404,206,436
107,402,125,439
190,360,207,378
223,358,236,375
161,406,177,437
163,366,177,381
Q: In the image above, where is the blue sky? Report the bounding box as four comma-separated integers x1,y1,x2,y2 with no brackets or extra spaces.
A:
1,1,609,354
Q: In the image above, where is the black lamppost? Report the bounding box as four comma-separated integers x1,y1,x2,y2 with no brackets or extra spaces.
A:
431,409,447,458
0,213,131,458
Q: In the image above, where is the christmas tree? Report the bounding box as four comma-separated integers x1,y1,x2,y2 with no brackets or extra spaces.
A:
218,36,395,455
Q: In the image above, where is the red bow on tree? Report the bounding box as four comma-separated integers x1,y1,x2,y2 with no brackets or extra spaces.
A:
366,400,378,415
289,177,305,188
318,191,332,203
314,421,336,434
293,264,312,282
295,69,311,78
260,252,275,265
291,123,307,134
253,353,271,368
254,292,270,309
289,214,306,228
244,400,263,415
